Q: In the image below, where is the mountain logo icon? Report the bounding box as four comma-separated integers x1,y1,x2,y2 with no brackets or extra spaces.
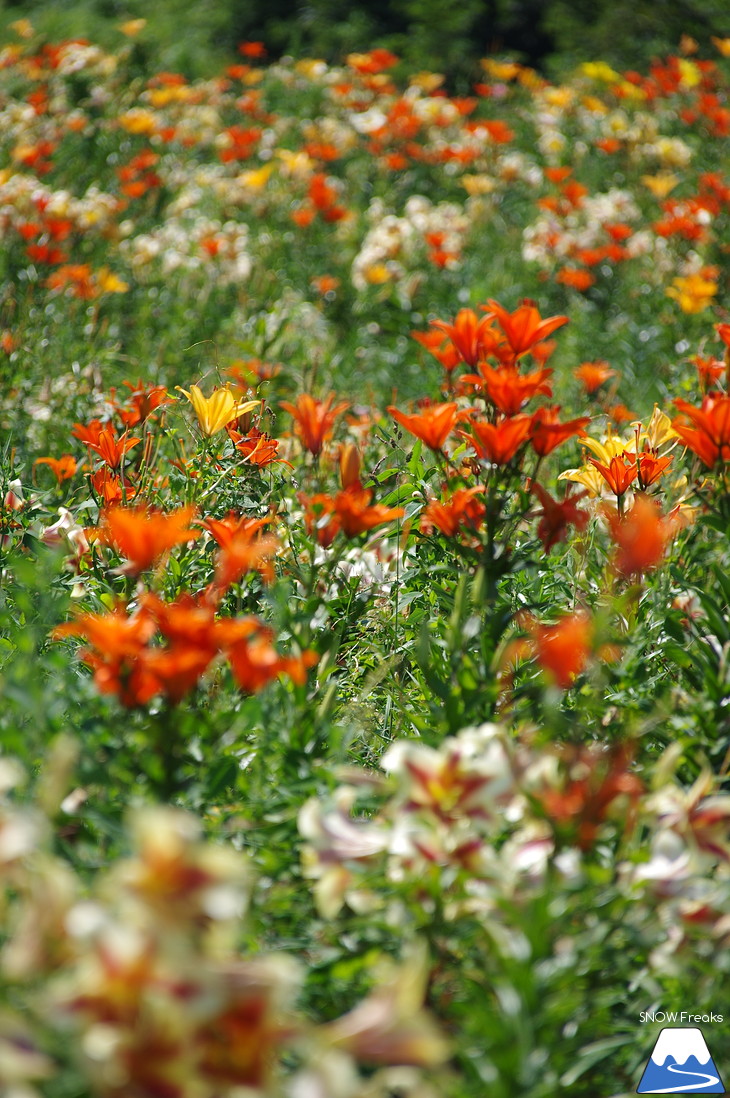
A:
637,1027,725,1093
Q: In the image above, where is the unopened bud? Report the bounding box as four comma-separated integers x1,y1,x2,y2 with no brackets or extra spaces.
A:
339,443,361,489
3,479,24,510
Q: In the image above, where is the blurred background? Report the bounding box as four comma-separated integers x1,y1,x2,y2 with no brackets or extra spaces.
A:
0,0,728,82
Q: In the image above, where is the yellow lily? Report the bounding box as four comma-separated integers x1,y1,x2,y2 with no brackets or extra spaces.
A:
666,273,718,315
640,172,680,199
238,164,274,190
641,405,678,451
119,18,146,36
712,36,730,57
480,58,522,81
580,429,635,464
558,464,606,498
580,61,621,83
176,384,260,437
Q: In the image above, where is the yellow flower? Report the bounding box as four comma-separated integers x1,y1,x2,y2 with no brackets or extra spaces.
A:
616,81,646,101
238,164,274,190
641,405,677,451
711,36,730,57
148,86,194,107
177,385,260,437
641,172,680,199
480,58,522,81
276,149,315,179
678,59,701,87
364,264,393,285
10,19,34,38
581,61,621,83
580,430,635,464
119,18,146,37
461,173,496,196
118,109,158,136
96,268,129,294
582,95,609,115
517,67,543,90
557,465,606,498
294,59,328,79
666,274,718,314
409,71,445,92
544,86,574,109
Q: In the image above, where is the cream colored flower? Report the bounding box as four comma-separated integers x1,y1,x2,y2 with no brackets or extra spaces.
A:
641,405,678,451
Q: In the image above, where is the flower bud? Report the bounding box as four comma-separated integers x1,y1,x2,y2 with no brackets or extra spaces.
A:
339,443,361,489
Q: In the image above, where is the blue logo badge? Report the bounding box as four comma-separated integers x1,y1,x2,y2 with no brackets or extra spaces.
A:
637,1027,725,1093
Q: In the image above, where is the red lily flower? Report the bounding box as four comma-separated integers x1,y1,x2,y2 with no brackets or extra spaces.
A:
421,486,486,537
431,309,501,366
388,401,460,451
464,415,532,465
467,363,553,415
589,454,638,497
603,494,678,576
280,394,350,456
530,482,589,551
483,298,568,359
529,407,590,456
532,611,593,689
573,361,617,394
673,394,730,467
96,505,201,575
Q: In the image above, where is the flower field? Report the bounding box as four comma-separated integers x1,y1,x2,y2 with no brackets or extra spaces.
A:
2,21,730,1097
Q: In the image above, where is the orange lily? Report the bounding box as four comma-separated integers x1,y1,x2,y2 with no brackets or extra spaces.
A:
96,505,201,574
588,454,638,497
299,485,404,543
35,454,77,483
629,449,673,490
411,328,462,372
431,309,501,367
228,426,291,467
388,402,460,451
531,611,593,689
280,393,350,455
89,468,137,505
421,486,486,537
573,361,617,394
203,514,279,589
72,419,105,447
114,380,174,428
483,298,568,359
534,742,643,851
692,355,724,391
339,443,361,489
469,363,553,414
530,482,589,551
53,604,158,707
465,415,532,465
529,407,590,456
218,618,317,693
87,426,141,470
603,494,678,576
331,483,404,537
673,394,730,468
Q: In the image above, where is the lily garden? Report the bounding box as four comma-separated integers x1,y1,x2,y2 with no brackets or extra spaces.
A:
1,19,730,1098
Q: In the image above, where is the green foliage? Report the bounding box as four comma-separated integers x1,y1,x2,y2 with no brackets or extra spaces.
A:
1,0,728,78
544,0,729,74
